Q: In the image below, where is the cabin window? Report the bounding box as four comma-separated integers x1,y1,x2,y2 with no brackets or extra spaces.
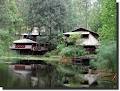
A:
23,35,27,38
75,60,81,64
65,34,70,37
84,46,96,53
15,44,25,48
82,59,90,66
73,58,90,66
81,34,89,39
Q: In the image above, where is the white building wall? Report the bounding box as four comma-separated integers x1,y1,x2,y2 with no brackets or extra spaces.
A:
81,33,99,46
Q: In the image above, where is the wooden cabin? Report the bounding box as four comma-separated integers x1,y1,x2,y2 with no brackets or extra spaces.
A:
63,28,99,67
63,28,99,53
10,39,37,53
10,27,48,54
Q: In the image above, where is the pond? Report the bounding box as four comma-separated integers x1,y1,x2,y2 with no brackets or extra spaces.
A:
0,59,117,89
0,59,66,89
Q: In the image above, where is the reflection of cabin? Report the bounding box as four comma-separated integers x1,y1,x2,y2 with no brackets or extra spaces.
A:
63,28,99,53
10,27,48,54
72,57,90,66
10,60,47,71
72,55,96,72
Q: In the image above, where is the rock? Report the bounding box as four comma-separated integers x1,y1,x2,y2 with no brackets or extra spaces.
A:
84,74,98,85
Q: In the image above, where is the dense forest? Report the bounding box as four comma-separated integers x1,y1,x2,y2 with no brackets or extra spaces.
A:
0,0,117,89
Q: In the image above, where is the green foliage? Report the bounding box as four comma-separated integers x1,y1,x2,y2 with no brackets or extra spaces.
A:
60,46,75,57
44,52,51,57
57,64,85,85
0,0,116,42
98,0,116,41
90,41,117,72
0,29,18,57
0,29,14,56
57,44,66,53
25,0,67,34
56,33,64,44
67,34,81,45
74,46,87,57
57,33,86,57
60,46,86,57
88,0,101,32
0,0,24,30
0,0,117,89
69,74,84,85
57,64,84,75
36,36,49,44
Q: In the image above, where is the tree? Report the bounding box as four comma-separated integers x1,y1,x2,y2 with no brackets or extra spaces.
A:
90,41,117,73
88,0,101,32
0,0,10,29
98,0,116,41
0,0,24,56
0,0,23,31
25,0,67,35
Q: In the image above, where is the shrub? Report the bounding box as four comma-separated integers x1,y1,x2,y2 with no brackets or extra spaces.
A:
60,46,86,57
90,41,117,72
44,52,51,57
0,29,14,56
74,46,87,57
57,44,66,53
66,34,81,45
60,46,75,57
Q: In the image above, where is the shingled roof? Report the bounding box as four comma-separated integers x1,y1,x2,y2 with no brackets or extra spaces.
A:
72,28,99,38
13,39,37,44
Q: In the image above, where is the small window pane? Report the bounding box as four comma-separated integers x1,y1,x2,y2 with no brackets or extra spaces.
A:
81,34,89,38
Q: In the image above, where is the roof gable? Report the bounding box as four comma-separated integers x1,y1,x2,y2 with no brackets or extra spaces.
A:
72,28,99,38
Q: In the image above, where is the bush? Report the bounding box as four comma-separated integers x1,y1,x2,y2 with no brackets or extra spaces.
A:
57,44,66,53
90,41,117,72
60,46,86,57
60,46,75,57
74,46,87,57
44,52,51,57
0,29,15,56
66,34,81,45
44,49,59,57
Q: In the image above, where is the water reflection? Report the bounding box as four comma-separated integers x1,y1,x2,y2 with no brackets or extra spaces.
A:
0,59,117,89
0,59,64,89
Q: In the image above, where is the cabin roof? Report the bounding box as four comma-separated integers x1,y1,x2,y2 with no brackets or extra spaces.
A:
63,28,100,46
72,28,99,38
13,39,37,44
63,31,89,35
21,33,29,36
